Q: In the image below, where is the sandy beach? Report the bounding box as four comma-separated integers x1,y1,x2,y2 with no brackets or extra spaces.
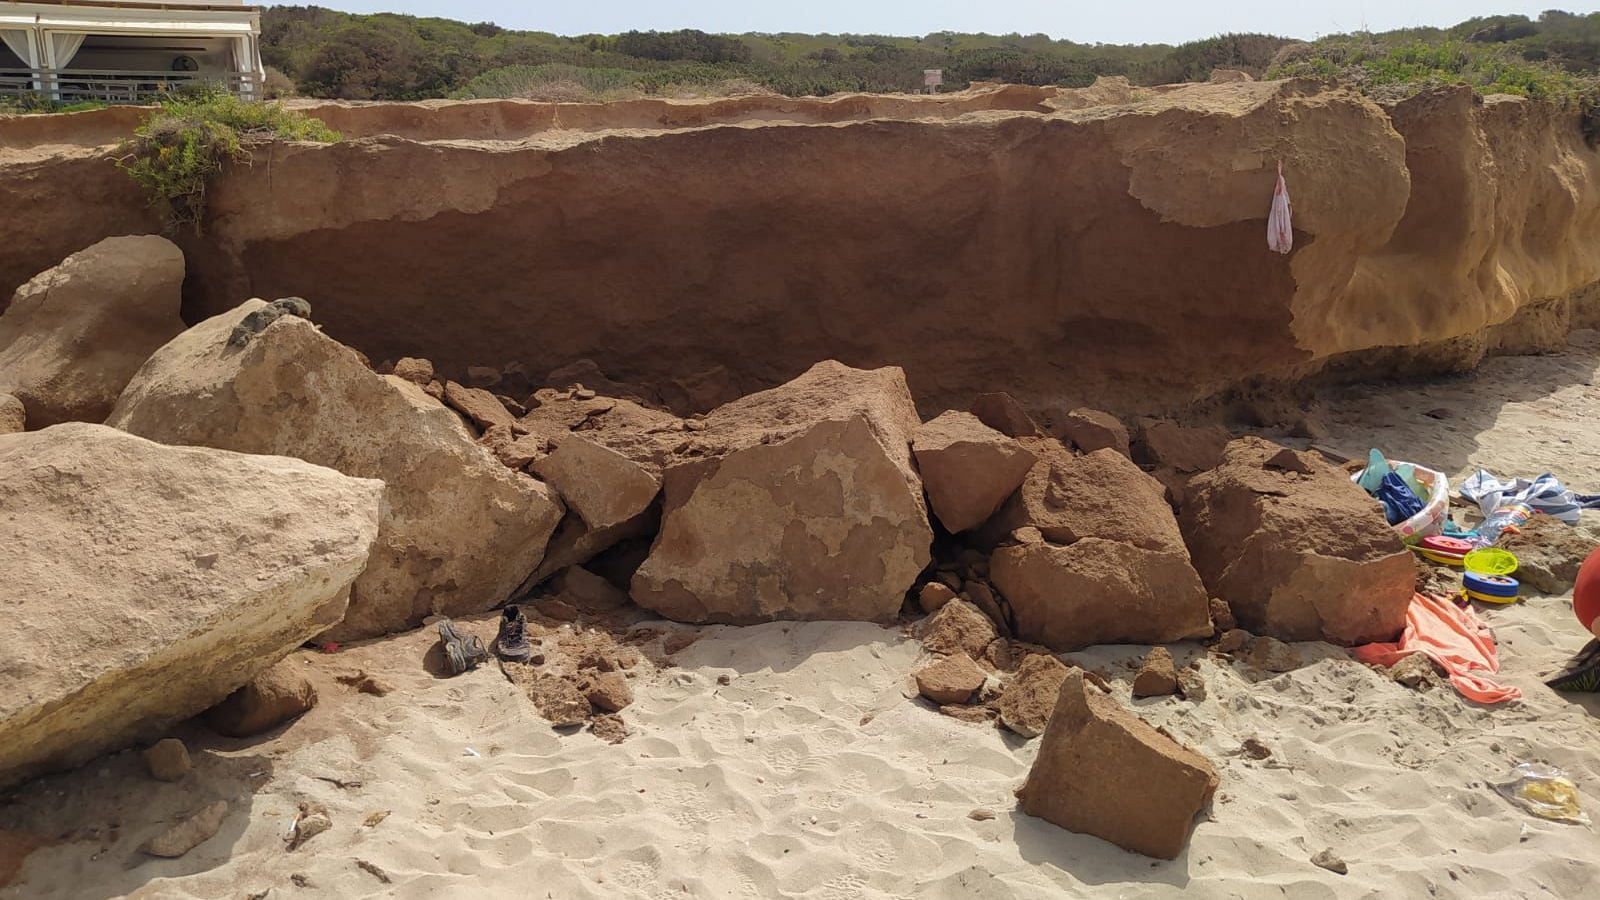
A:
1,332,1596,899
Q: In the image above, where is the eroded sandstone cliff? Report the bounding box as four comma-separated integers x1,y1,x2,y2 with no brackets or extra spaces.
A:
3,79,1596,414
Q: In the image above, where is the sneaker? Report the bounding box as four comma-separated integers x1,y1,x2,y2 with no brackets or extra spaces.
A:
437,619,488,675
1546,638,1600,693
496,605,533,663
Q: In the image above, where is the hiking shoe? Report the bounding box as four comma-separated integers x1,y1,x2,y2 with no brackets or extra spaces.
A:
1547,638,1600,692
437,619,488,675
496,605,533,663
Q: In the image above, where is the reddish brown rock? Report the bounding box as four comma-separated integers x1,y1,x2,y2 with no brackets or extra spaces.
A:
912,411,1037,533
532,432,661,531
1131,647,1179,698
391,357,434,385
1208,598,1237,633
1017,670,1218,859
203,660,318,738
142,738,191,782
583,672,634,712
968,392,1041,438
917,581,958,615
443,380,516,432
1176,665,1207,701
631,361,932,624
918,598,999,659
996,653,1071,738
990,538,1212,651
1050,407,1131,457
962,580,1012,636
1213,629,1250,653
1180,437,1414,645
1134,419,1231,474
982,445,1187,553
914,652,986,705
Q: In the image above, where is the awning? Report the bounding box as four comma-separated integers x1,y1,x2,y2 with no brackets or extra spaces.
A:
34,16,255,35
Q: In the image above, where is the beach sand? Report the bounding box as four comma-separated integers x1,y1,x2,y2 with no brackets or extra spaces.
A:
3,332,1599,899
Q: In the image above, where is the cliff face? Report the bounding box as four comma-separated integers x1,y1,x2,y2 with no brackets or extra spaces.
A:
3,80,1596,414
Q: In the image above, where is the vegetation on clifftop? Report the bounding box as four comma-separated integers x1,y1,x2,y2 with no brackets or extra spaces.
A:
254,7,1600,102
115,90,339,232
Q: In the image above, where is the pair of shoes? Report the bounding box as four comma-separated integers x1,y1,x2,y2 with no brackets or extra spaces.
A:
1547,638,1600,692
437,619,489,675
496,605,533,663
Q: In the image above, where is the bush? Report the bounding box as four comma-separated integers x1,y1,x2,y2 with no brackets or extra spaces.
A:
116,91,339,232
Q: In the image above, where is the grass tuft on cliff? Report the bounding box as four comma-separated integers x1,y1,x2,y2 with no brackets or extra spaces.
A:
116,89,339,232
1268,37,1595,102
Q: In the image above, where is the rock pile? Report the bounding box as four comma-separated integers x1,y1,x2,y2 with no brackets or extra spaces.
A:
108,300,565,640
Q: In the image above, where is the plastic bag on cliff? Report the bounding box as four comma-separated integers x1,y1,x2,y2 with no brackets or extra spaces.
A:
1267,161,1293,254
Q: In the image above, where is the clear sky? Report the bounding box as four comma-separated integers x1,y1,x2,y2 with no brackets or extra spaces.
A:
280,1,1597,44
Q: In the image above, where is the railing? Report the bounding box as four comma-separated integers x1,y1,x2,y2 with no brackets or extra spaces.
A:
0,68,259,103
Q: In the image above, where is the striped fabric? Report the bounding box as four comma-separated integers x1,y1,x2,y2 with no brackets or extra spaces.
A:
1459,469,1600,525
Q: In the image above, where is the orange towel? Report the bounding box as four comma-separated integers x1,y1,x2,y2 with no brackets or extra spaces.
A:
1353,592,1521,705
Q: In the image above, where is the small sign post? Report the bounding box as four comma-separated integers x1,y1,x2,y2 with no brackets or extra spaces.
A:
923,69,943,95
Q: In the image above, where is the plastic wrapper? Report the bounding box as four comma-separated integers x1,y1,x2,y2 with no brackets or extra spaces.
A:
1493,763,1590,824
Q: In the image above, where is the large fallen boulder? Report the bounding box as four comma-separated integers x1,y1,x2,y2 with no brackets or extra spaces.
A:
107,300,564,639
1179,437,1414,645
1016,670,1218,859
990,533,1213,650
980,444,1188,552
912,411,1036,533
0,235,185,428
631,361,933,623
0,423,382,789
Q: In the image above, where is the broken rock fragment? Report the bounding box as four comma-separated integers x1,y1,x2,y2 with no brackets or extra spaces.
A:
631,361,932,624
1017,671,1218,859
915,653,987,705
918,598,999,659
996,653,1071,738
1132,647,1179,698
143,801,229,859
912,411,1036,533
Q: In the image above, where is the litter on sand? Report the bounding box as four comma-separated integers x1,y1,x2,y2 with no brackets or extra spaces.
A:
1493,763,1590,825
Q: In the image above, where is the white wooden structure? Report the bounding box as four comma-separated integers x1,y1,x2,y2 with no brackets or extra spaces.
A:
0,0,263,103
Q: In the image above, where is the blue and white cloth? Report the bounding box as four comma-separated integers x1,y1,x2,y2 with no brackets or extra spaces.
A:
1459,470,1600,524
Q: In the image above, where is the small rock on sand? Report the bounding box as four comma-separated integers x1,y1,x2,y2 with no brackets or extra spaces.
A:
917,582,957,615
143,801,228,858
1132,647,1179,698
918,598,998,660
142,738,191,782
997,653,1071,738
915,653,986,705
1176,665,1207,701
1311,848,1348,875
583,672,634,713
1245,636,1300,673
1214,628,1250,653
589,714,629,744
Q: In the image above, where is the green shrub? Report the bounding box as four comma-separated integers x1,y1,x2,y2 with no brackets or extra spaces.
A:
116,91,339,232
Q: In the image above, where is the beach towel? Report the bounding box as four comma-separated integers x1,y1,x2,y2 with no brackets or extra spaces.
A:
1459,470,1600,525
1353,592,1521,705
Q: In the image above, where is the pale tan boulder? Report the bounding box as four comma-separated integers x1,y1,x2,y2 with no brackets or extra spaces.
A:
107,300,564,639
912,411,1036,533
631,361,932,623
0,393,22,434
203,659,319,738
1017,670,1218,859
0,235,184,427
0,424,381,789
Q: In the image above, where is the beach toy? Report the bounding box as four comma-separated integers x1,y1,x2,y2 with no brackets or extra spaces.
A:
1422,536,1473,556
1463,548,1518,577
1353,461,1451,545
1415,546,1466,566
1463,571,1520,604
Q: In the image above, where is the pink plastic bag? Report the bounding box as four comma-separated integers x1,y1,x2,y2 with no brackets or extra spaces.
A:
1267,161,1292,254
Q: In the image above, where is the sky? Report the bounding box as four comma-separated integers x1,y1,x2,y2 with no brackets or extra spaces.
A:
282,1,1599,45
